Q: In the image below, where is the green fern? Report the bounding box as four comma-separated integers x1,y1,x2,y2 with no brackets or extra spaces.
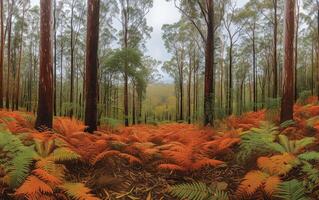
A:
238,123,283,162
274,179,309,200
301,161,319,192
169,182,228,200
298,151,319,161
0,128,35,188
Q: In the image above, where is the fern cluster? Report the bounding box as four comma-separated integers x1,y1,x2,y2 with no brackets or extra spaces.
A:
0,128,35,188
169,182,228,200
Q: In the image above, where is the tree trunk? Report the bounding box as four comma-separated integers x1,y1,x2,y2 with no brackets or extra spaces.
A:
132,85,136,125
0,0,3,108
84,0,100,133
294,0,299,101
281,0,295,123
53,0,57,116
227,42,233,115
35,0,54,129
252,26,257,112
6,1,13,109
273,0,278,99
15,6,25,110
60,39,63,116
187,51,192,124
69,0,75,117
203,0,215,126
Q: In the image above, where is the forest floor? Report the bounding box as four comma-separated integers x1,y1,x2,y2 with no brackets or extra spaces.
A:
1,98,319,199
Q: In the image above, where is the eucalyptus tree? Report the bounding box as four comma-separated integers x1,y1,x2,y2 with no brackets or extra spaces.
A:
85,0,100,133
237,0,260,111
115,0,153,126
280,0,295,122
168,0,226,126
162,21,188,121
223,0,242,115
35,0,53,129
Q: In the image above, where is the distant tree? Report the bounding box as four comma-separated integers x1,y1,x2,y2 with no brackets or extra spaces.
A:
35,0,53,129
281,0,295,122
85,0,100,133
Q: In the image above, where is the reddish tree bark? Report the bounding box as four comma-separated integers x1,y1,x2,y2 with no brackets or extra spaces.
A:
280,0,295,123
0,0,3,108
85,0,100,133
204,0,215,126
35,0,54,129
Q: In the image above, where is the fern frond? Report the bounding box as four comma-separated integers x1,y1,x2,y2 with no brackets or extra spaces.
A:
298,151,319,161
32,169,62,185
51,147,80,162
294,137,316,153
192,158,224,170
15,175,53,197
257,153,297,175
264,176,281,195
59,182,100,200
236,170,268,197
169,182,212,200
0,129,35,188
274,179,309,200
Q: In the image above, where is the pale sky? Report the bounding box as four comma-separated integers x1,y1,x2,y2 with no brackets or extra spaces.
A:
30,0,248,83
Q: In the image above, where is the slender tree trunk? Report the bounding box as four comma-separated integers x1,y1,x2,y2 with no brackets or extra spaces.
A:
281,0,295,123
53,0,57,115
187,52,192,124
0,0,3,108
6,1,13,109
252,26,257,112
15,6,25,110
60,39,63,116
69,0,75,117
294,0,299,101
85,0,100,133
312,42,314,96
204,0,215,126
132,85,136,125
228,42,233,115
36,0,54,129
273,0,278,98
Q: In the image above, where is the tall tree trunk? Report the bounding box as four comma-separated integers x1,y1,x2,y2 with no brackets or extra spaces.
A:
15,5,25,110
60,39,63,116
281,0,295,123
85,0,100,133
6,1,13,109
312,41,314,96
317,0,319,100
273,0,278,98
69,0,75,117
204,0,215,126
123,2,129,126
294,0,299,101
36,0,54,129
227,41,233,115
0,0,3,108
187,52,192,124
252,26,257,112
53,0,57,116
132,85,136,125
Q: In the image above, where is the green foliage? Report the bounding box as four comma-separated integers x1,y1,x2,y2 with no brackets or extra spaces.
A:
0,128,35,188
274,179,309,200
238,123,282,162
169,182,228,200
301,161,319,192
298,151,319,161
